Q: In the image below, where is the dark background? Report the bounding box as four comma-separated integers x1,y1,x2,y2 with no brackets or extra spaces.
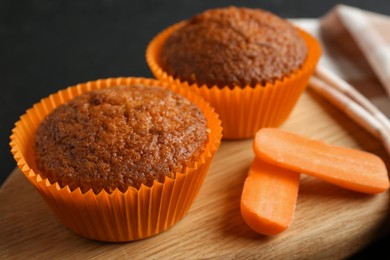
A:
1,0,390,258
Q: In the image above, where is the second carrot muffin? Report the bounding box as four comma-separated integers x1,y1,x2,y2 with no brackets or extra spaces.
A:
146,6,321,139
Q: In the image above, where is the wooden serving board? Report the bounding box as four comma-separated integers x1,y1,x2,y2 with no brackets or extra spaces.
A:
1,89,390,259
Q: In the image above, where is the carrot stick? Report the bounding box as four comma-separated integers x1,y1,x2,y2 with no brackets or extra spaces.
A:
254,128,389,194
240,158,300,236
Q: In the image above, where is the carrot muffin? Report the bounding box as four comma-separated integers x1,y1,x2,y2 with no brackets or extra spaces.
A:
146,6,321,139
159,6,308,88
11,77,221,241
35,84,208,194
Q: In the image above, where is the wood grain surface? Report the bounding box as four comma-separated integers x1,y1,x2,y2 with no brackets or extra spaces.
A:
1,89,390,259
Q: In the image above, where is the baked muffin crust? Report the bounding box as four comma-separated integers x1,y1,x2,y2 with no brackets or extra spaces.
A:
160,6,308,88
35,84,208,193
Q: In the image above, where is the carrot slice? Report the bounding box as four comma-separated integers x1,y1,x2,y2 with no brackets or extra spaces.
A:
254,128,389,194
240,158,300,236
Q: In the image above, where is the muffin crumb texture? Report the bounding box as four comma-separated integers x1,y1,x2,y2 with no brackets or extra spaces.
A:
160,6,308,88
35,84,208,193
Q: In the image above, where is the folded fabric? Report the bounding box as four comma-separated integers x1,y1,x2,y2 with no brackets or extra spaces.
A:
321,4,390,114
292,4,390,154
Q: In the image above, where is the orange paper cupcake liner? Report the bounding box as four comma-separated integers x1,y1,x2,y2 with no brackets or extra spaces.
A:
10,77,222,242
146,22,322,139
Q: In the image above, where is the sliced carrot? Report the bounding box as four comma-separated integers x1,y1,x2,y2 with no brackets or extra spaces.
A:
254,128,389,194
240,158,300,236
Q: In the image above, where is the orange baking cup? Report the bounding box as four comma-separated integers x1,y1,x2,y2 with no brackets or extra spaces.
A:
10,77,222,242
146,22,322,139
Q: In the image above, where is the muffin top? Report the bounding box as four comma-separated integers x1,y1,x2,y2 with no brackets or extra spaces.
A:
35,84,208,194
160,6,308,88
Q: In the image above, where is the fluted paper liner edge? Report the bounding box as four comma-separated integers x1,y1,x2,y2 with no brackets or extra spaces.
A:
146,22,322,139
10,77,222,242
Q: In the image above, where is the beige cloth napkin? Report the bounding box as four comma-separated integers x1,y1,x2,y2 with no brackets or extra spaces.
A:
292,4,390,154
